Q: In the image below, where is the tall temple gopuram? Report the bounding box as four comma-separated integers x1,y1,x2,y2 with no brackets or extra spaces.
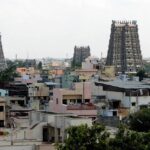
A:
0,34,7,71
106,20,143,73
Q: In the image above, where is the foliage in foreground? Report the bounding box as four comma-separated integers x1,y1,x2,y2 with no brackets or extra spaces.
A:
0,64,18,83
57,124,150,150
57,124,109,150
129,108,150,132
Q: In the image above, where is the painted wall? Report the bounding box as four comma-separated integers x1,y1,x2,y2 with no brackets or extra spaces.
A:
106,91,124,100
0,89,8,96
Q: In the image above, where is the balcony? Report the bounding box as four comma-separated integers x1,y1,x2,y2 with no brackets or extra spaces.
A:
67,103,96,110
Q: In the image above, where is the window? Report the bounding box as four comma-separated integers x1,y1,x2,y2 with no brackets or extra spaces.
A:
132,102,136,106
63,99,67,105
85,99,90,103
56,98,58,104
113,111,117,116
0,106,4,112
0,120,4,127
77,99,82,104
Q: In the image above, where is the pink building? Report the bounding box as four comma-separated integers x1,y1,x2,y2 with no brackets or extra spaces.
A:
49,82,97,118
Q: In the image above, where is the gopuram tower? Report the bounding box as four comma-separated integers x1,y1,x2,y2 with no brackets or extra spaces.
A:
0,34,7,71
106,20,143,73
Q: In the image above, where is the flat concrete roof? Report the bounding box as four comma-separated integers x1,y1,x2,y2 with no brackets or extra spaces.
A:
95,80,150,90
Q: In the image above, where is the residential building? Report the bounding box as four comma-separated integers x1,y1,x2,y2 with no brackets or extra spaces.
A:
49,82,97,118
28,83,49,110
49,69,64,77
75,69,97,81
7,83,28,98
30,111,92,142
82,56,101,70
16,67,40,76
14,74,42,84
95,79,150,118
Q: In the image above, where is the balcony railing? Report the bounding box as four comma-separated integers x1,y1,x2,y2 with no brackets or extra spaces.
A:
67,103,96,110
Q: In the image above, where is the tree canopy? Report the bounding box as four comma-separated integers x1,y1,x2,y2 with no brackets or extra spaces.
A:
57,124,109,150
57,123,150,150
0,64,18,83
129,108,150,132
136,69,146,81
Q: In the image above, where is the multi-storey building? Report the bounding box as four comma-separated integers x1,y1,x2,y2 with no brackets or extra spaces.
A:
49,82,97,118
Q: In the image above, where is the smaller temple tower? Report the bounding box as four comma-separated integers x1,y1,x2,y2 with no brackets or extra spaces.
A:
0,34,7,71
72,46,91,67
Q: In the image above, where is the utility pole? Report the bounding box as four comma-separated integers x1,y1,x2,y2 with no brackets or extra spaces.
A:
61,116,65,143
10,126,13,145
54,115,58,143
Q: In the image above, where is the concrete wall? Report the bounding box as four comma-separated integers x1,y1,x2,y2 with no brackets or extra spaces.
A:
122,96,130,108
122,96,150,108
82,62,93,69
0,145,35,150
91,84,106,96
67,118,92,127
98,116,120,127
106,91,124,100
75,82,92,99
28,83,49,97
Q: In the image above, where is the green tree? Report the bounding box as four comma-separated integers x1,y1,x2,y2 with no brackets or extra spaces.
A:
129,108,150,132
0,64,18,83
108,125,150,150
57,124,150,150
57,124,109,150
136,69,146,81
37,61,42,70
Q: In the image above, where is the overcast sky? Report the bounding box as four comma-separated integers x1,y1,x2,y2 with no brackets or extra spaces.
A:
0,0,150,59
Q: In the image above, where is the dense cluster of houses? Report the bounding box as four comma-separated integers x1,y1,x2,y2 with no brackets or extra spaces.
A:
0,57,150,146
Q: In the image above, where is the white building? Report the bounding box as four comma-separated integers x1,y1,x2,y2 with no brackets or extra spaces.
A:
94,80,150,118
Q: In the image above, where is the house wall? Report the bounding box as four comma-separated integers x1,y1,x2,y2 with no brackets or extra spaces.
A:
67,109,97,117
122,96,130,108
82,62,93,70
101,109,118,117
106,91,124,100
30,99,40,110
68,118,92,126
91,84,106,96
49,69,64,76
0,89,8,96
28,85,49,97
49,82,96,116
122,96,150,108
49,89,67,113
0,101,6,126
75,82,92,99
